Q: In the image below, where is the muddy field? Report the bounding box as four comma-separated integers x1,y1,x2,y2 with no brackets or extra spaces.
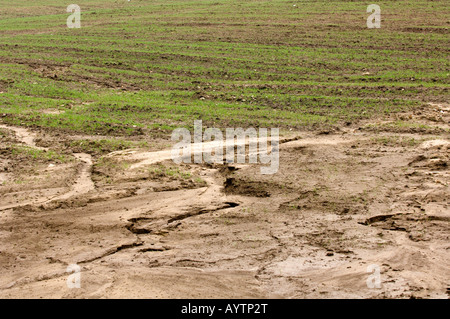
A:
0,0,449,300
0,102,448,299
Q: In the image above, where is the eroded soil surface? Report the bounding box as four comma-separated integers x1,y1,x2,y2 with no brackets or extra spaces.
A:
0,104,449,299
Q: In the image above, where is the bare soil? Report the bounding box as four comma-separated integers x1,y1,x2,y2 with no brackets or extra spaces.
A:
0,104,448,299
